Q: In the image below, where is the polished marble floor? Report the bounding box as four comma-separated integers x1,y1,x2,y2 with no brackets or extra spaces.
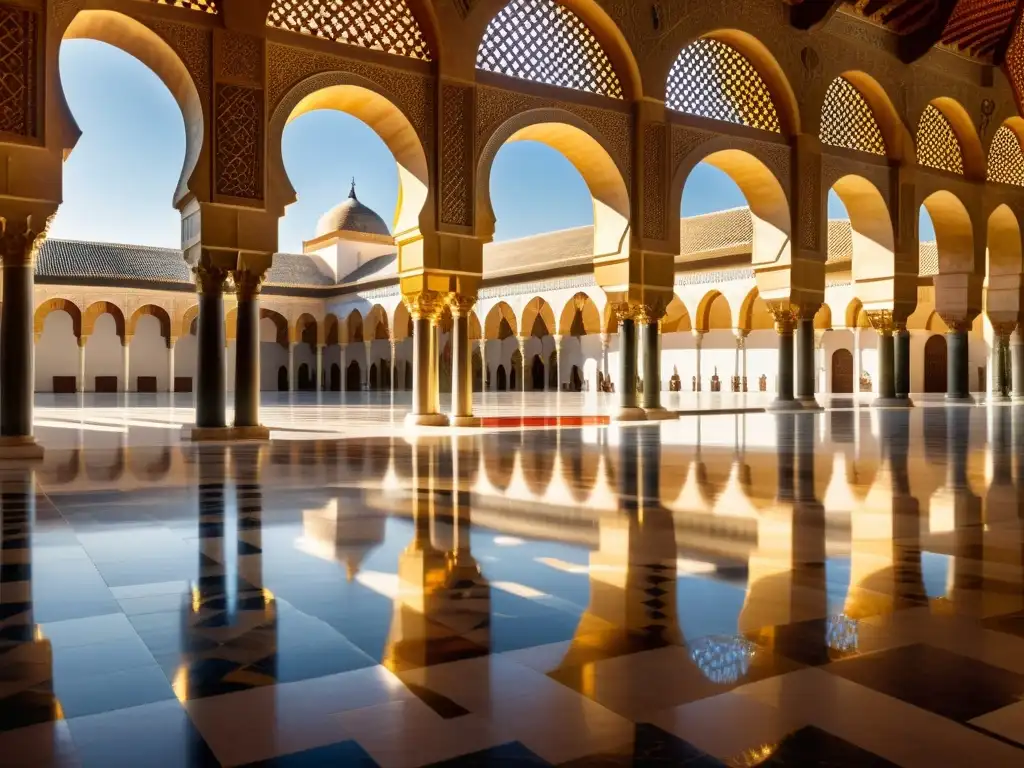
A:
3,398,1024,765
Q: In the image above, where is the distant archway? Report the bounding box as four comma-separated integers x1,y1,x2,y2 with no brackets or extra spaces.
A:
497,364,508,391
531,354,545,391
277,366,288,391
346,360,362,391
831,349,853,394
924,335,947,393
330,363,341,391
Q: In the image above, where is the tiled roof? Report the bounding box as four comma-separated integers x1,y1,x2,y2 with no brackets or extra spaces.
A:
680,208,752,258
919,242,939,277
483,226,594,277
339,253,397,283
827,220,852,264
265,253,334,287
37,240,192,283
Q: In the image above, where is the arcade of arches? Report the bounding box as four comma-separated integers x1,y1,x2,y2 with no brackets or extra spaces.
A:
3,0,1024,453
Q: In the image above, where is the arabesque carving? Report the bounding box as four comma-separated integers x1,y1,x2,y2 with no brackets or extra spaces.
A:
215,84,263,199
146,18,212,108
218,31,263,85
643,123,667,241
440,83,473,228
0,6,37,137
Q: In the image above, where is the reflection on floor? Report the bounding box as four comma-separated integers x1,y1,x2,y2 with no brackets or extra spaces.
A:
3,401,1024,766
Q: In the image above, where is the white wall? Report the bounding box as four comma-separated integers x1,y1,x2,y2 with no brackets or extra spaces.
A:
129,315,169,391
35,311,78,392
84,314,123,392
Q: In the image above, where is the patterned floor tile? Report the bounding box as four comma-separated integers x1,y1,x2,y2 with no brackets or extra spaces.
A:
425,741,550,766
239,739,378,767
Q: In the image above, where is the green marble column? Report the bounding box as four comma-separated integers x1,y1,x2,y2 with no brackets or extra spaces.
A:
946,325,971,401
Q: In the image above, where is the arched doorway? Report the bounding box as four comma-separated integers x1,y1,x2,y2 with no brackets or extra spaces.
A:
497,365,508,392
531,355,545,391
831,349,853,394
330,363,340,391
298,363,310,390
369,363,378,390
346,361,362,391
924,335,947,393
277,366,288,392
570,365,582,392
472,350,483,392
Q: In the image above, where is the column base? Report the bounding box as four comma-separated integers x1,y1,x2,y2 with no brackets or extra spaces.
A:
797,397,823,411
873,397,914,408
643,407,677,421
0,436,43,461
988,393,1011,403
766,399,803,412
404,413,450,428
1012,394,1024,402
614,407,648,422
449,415,481,428
944,394,975,405
182,425,271,442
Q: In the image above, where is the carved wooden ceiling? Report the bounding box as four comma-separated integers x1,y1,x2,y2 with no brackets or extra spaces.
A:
788,0,1023,64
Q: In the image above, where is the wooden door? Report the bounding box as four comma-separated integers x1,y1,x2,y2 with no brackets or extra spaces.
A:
831,349,853,393
924,335,947,393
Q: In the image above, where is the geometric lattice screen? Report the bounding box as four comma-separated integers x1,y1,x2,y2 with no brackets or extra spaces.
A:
819,77,885,155
987,125,1024,186
267,0,431,61
666,38,780,133
916,104,963,174
149,0,218,11
476,0,623,99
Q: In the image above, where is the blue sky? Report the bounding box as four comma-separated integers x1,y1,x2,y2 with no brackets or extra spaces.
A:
52,40,933,252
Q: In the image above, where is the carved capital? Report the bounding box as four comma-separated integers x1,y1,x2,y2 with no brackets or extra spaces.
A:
939,314,972,333
992,321,1018,340
766,301,798,334
0,214,51,267
232,268,266,299
403,290,444,321
193,264,230,295
866,310,894,335
612,302,638,323
446,293,476,319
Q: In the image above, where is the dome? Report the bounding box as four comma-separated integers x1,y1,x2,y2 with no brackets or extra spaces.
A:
315,180,391,239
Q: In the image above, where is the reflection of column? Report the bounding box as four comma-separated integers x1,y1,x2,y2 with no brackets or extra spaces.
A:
122,337,131,393
1012,328,1024,401
450,296,478,427
945,407,983,611
195,265,228,430
232,270,265,434
693,329,704,392
552,334,562,392
945,319,972,401
615,306,645,420
167,338,176,393
288,342,297,392
78,336,87,393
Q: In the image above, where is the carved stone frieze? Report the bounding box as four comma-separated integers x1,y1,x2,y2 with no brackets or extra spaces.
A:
475,84,631,181
218,30,262,85
670,124,713,172
266,43,433,146
146,18,213,109
215,84,263,199
0,5,37,138
796,145,821,252
642,122,667,241
440,83,473,228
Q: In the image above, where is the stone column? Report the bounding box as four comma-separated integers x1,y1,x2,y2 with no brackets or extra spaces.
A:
944,318,972,401
796,315,819,408
517,336,527,392
641,311,669,418
77,336,87,393
600,332,610,389
895,323,912,403
991,325,1012,402
405,292,447,427
552,334,562,392
389,336,396,393
0,218,47,459
121,337,131,393
288,342,297,392
315,344,324,392
449,295,478,427
231,269,267,436
364,340,373,390
339,343,347,392
767,306,799,411
478,339,487,391
1012,328,1024,401
167,338,176,393
614,304,645,421
193,265,229,431
693,330,704,392
868,311,897,406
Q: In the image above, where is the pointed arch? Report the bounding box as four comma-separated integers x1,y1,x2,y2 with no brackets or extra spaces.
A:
293,313,318,346
739,288,775,332
558,291,601,336
662,295,691,333
521,297,556,338
345,310,364,343
181,305,199,337
987,120,1024,187
695,291,733,333
485,302,519,340
819,76,887,156
365,304,391,340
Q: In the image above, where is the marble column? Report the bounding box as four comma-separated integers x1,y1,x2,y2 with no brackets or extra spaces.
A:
992,331,1009,401
1012,329,1024,401
121,338,131,393
288,342,297,392
405,294,446,427
0,227,43,457
796,316,819,408
642,315,668,417
517,336,527,392
232,269,266,435
167,339,176,393
552,335,562,392
478,339,487,391
615,306,645,421
339,343,347,392
768,310,798,411
450,296,478,427
364,340,373,390
194,265,228,430
77,337,87,393
736,330,748,392
693,330,704,392
945,320,971,401
430,325,441,413
389,337,396,393
894,324,912,402
600,332,610,389
853,326,863,395
315,344,324,392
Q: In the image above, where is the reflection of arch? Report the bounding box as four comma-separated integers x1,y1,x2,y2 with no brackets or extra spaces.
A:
559,292,601,336
924,335,947,393
34,298,82,338
62,10,205,207
921,190,975,274
666,30,799,136
484,301,519,340
127,304,172,342
269,74,429,240
521,296,555,338
82,301,126,341
476,111,630,261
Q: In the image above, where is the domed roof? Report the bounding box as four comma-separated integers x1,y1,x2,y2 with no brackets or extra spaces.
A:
315,180,391,239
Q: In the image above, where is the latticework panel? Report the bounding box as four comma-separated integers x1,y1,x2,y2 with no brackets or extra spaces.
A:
266,0,431,62
916,104,963,174
666,38,780,133
476,0,622,99
819,77,885,155
150,0,218,12
987,125,1024,186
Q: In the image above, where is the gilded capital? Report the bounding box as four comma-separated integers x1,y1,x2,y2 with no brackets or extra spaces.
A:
765,301,798,334
403,290,443,321
446,293,477,319
992,321,1018,340
193,264,230,295
866,310,894,335
611,301,637,323
0,214,52,267
938,313,972,334
233,268,266,300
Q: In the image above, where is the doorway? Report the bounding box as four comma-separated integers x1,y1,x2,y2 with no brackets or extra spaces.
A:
497,365,507,392
277,366,288,392
330,363,340,391
531,355,545,391
346,361,362,391
924,335,947,393
831,348,853,394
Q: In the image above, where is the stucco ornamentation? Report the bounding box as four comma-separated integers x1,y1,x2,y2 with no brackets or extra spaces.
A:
440,83,473,227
